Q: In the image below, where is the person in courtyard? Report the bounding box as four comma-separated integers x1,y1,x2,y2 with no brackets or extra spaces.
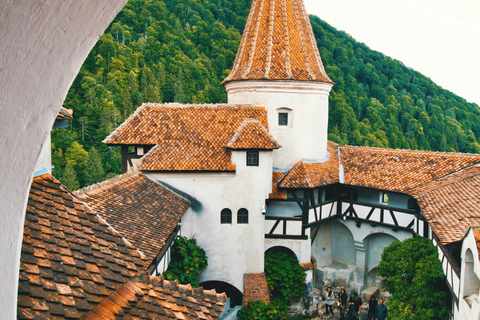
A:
339,288,348,320
348,292,362,316
367,295,378,320
376,299,388,320
324,286,335,318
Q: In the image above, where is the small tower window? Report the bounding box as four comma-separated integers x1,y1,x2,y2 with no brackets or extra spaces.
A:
237,208,249,224
246,151,259,166
221,208,232,224
278,113,288,126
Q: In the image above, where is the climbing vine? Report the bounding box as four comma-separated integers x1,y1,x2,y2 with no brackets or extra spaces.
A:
238,248,306,320
163,236,208,287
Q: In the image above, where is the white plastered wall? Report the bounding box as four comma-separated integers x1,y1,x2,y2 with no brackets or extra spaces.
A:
146,150,273,293
459,229,480,320
225,80,333,170
0,1,128,318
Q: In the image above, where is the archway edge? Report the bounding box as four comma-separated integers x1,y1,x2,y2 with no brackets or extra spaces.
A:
0,1,128,318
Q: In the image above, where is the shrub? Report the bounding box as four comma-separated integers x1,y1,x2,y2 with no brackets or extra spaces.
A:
163,236,207,287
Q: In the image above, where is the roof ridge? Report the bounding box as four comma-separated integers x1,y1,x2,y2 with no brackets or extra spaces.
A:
340,144,480,157
103,104,147,144
226,118,281,150
73,170,140,196
282,0,292,78
264,0,276,78
409,164,480,197
292,0,312,79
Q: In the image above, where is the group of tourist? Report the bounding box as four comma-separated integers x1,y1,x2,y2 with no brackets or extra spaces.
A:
323,287,388,320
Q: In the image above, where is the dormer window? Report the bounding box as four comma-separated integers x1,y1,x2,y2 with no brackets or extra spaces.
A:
380,192,389,204
278,113,288,126
247,151,259,166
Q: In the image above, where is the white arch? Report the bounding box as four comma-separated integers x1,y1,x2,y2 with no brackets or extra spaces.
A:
364,233,399,274
0,1,128,318
463,249,480,298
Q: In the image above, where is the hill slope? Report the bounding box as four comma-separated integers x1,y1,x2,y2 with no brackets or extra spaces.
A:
54,0,480,189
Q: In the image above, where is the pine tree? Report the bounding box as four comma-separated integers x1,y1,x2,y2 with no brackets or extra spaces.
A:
62,163,80,191
85,147,106,185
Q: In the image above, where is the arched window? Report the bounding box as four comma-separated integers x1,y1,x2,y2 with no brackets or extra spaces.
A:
237,208,249,224
221,208,232,224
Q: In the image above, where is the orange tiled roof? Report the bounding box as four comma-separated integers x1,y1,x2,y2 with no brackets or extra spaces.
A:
340,145,480,194
223,0,333,84
18,174,146,319
226,119,281,150
269,171,288,199
279,142,340,188
85,272,226,320
74,171,190,265
57,107,73,121
473,228,480,262
104,104,272,172
412,165,480,244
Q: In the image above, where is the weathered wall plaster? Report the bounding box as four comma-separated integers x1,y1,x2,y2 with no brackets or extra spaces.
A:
226,80,333,169
147,150,274,292
0,1,128,318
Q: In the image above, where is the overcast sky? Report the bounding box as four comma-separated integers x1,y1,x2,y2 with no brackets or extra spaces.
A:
304,0,480,106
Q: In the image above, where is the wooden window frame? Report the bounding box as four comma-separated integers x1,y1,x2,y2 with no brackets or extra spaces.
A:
237,208,249,224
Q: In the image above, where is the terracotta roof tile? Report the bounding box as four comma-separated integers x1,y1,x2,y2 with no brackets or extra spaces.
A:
223,0,333,84
340,145,480,193
56,107,73,121
226,119,281,150
278,141,340,188
473,229,480,262
269,171,288,199
87,273,226,320
75,171,190,265
411,166,480,244
103,104,271,172
17,174,146,319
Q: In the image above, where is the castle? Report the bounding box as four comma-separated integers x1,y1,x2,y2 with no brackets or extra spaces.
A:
19,0,480,319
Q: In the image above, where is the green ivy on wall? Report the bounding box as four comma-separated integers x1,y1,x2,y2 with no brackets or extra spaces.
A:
238,248,306,320
163,236,208,287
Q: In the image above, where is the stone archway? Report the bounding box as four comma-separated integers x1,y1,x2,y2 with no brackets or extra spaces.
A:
199,280,243,308
364,233,399,287
312,221,355,268
463,249,480,298
0,2,128,318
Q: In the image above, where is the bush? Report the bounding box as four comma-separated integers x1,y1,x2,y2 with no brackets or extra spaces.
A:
377,237,450,319
237,301,286,320
238,248,306,320
265,249,306,305
163,236,207,287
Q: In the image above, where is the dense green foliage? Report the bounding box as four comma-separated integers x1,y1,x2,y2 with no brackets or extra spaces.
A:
265,249,306,305
237,301,286,320
54,0,480,188
238,249,306,320
163,236,207,287
377,237,450,319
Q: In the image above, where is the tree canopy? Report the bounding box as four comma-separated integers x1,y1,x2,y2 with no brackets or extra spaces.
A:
377,237,450,319
54,0,480,189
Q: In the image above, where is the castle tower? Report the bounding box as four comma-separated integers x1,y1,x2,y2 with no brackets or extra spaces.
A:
223,0,334,170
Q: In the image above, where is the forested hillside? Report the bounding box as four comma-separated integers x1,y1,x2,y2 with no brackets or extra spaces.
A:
54,0,480,190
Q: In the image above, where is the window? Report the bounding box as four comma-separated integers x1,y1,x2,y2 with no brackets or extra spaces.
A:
380,192,389,204
237,208,248,224
246,151,259,166
278,112,288,126
221,208,232,224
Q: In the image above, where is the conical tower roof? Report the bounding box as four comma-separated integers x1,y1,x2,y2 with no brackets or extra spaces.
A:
223,0,333,85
